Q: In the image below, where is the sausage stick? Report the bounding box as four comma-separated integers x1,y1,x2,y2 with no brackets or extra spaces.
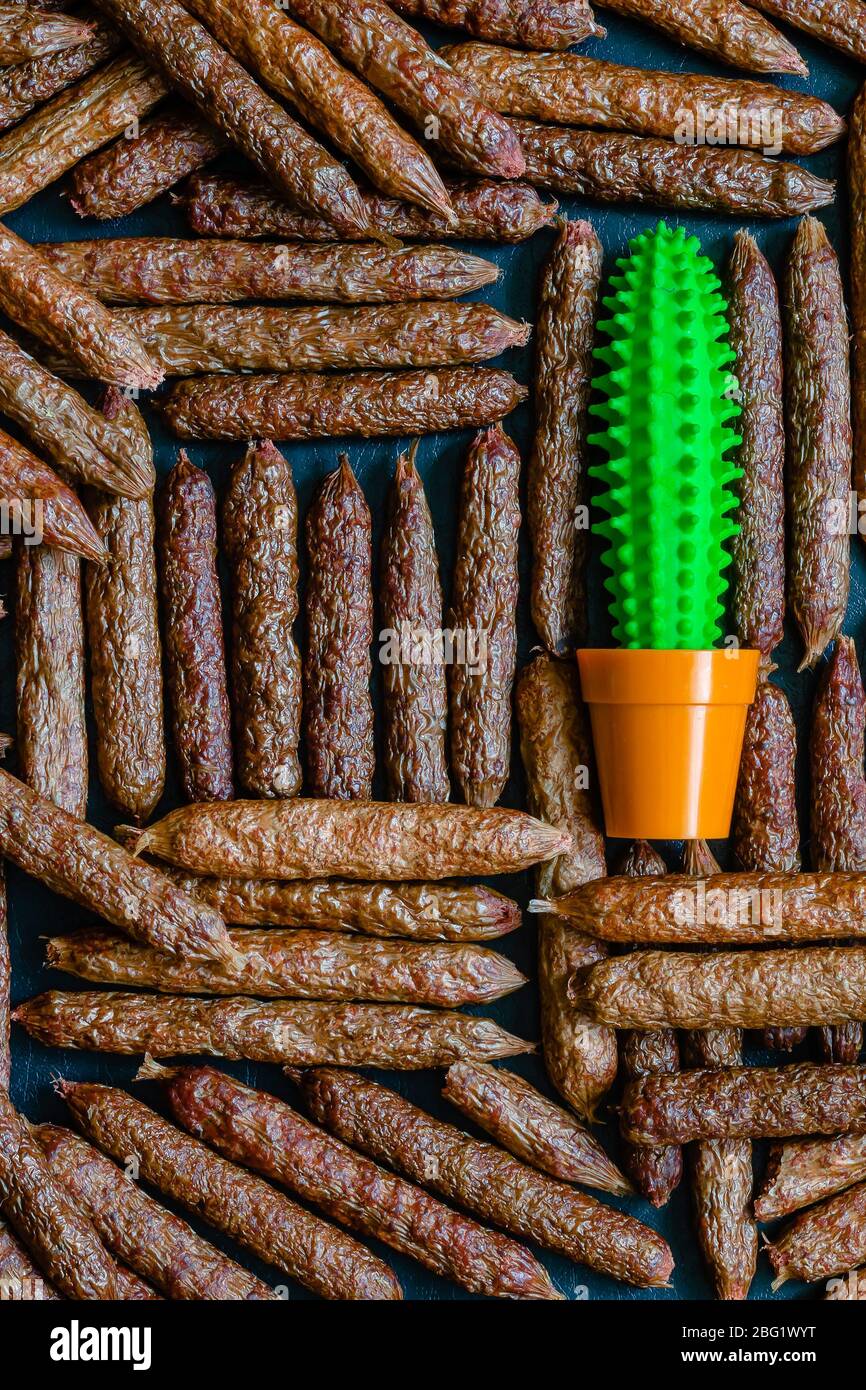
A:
0,767,239,965
160,368,527,442
767,1183,866,1286
0,1219,58,1298
0,22,121,133
620,1064,866,1145
852,84,866,536
90,0,376,240
34,1124,277,1299
515,121,834,216
0,54,167,214
141,1061,560,1300
182,172,556,244
71,107,227,221
444,43,843,154
389,0,604,45
223,441,300,799
594,0,806,73
304,457,374,800
182,0,452,220
16,990,534,1068
0,426,105,563
0,7,93,63
448,425,520,807
58,1080,402,1300
748,0,866,63
755,1133,866,1222
529,219,600,655
441,1060,632,1197
0,869,7,1092
46,926,527,1006
38,237,499,305
0,1090,118,1298
300,1067,674,1287
15,542,87,819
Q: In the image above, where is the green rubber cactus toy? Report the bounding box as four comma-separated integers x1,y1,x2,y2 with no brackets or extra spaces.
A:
588,221,742,650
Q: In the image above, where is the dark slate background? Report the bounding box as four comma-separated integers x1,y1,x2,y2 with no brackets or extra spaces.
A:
3,6,863,1302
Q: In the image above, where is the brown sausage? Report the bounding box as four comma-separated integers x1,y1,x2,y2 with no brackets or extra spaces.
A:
448,424,520,808
0,220,162,390
755,1132,866,1222
182,172,556,244
304,457,373,800
594,0,806,73
444,43,842,154
15,540,88,819
90,0,376,240
0,1090,118,1299
0,767,239,965
142,1060,560,1300
379,443,449,802
181,0,452,220
441,1060,632,1196
222,440,301,799
58,1079,402,1300
726,231,786,663
158,452,233,803
767,1182,866,1286
300,1067,675,1287
161,368,527,443
513,120,834,216
0,21,121,133
620,1063,866,1145
17,990,534,1068
0,1218,58,1299
389,0,603,46
46,926,527,1006
85,389,165,824
0,424,106,563
38,237,500,305
34,1123,277,1299
276,0,525,179
0,869,8,1092
129,798,572,880
0,54,166,214
70,107,227,220
785,217,851,670
528,218,600,655
0,7,93,63
851,84,866,536
748,0,866,63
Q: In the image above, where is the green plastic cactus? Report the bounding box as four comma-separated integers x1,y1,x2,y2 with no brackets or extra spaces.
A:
588,222,742,650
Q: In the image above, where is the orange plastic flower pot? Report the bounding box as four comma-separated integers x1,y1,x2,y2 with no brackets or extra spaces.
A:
576,648,761,841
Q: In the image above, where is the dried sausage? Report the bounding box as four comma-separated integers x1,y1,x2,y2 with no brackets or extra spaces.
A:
85,389,165,823
0,330,155,498
0,22,121,133
441,1060,632,1196
71,107,227,220
300,1067,674,1287
15,541,87,819
726,232,786,662
595,0,805,73
0,425,105,562
142,1061,560,1300
0,54,166,214
851,85,866,534
90,0,376,240
380,443,449,802
17,990,534,1067
528,219,600,654
34,1123,277,1299
0,869,7,1092
0,1219,58,1299
755,1132,866,1222
182,172,556,243
47,926,526,1005
786,218,851,670
0,7,93,63
733,682,799,872
444,44,842,155
389,0,603,46
448,424,520,807
0,766,239,965
160,368,527,443
620,1063,866,1145
748,0,866,62
0,1089,118,1299
182,0,452,220
158,452,233,803
39,238,500,305
223,441,301,799
767,1182,866,1286
304,457,373,800
58,1079,402,1300
276,0,525,179
514,120,834,216
0,221,161,390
